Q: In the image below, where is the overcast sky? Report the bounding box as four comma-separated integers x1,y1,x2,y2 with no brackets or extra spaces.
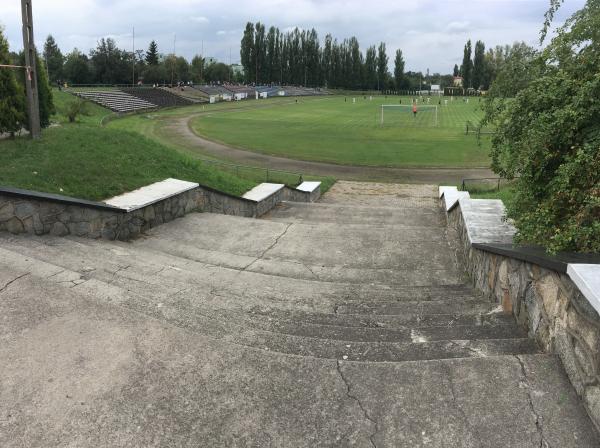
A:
1,0,586,73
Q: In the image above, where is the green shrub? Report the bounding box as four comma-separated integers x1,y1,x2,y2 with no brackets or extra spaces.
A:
482,0,600,253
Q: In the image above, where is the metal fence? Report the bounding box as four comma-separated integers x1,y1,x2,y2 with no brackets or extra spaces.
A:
200,158,304,186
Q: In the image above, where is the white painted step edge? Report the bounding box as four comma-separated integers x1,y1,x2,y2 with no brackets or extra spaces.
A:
567,264,600,316
242,183,285,202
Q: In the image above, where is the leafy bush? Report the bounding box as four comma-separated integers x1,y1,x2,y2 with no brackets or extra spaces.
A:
482,0,600,253
64,98,90,123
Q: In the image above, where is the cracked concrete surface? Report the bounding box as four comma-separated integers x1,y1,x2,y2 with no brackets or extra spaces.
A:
0,182,598,447
337,360,379,447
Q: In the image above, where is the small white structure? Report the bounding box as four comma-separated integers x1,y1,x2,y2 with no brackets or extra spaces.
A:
234,92,245,101
104,179,198,212
222,93,232,102
209,96,217,104
242,183,285,202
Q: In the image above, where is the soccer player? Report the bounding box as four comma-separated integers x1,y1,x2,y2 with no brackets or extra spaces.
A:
412,102,417,117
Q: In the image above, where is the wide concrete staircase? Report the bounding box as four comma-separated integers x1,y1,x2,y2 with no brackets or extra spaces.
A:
0,182,597,447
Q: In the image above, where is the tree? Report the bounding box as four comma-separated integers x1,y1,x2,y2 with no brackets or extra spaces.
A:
364,46,377,90
63,49,91,84
145,40,159,65
191,55,204,83
482,0,600,253
486,42,538,98
461,40,473,88
204,62,232,82
240,22,254,83
142,64,167,84
43,35,63,83
0,27,25,134
394,49,405,90
453,64,460,77
17,51,55,128
90,38,131,84
376,42,388,91
472,40,485,89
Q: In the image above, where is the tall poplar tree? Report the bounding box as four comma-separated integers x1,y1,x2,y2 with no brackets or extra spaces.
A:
394,48,405,90
472,40,486,89
461,40,473,88
376,42,388,90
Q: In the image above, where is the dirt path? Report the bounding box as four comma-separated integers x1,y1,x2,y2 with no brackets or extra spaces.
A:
162,112,494,185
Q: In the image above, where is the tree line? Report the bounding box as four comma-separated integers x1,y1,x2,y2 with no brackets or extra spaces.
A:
41,35,236,86
240,22,413,90
453,39,535,91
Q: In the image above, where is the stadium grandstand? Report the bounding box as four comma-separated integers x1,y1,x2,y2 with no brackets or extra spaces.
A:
66,83,327,112
160,86,209,103
121,87,195,108
72,90,157,113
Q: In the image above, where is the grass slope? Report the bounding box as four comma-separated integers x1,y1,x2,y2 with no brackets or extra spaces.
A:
0,91,255,200
191,96,490,168
106,97,336,190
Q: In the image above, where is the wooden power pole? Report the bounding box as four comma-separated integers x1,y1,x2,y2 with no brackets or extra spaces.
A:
21,0,41,138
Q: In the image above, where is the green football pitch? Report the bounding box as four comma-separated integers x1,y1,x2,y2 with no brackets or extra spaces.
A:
190,95,490,168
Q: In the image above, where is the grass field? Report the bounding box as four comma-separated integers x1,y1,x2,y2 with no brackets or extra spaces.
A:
190,95,490,168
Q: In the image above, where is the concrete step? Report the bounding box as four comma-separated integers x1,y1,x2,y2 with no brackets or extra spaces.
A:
0,235,471,309
265,200,445,226
1,261,596,446
134,213,460,273
209,308,528,343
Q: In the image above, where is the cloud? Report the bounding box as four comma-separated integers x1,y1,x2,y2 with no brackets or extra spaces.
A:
445,21,471,34
190,16,209,24
0,0,587,72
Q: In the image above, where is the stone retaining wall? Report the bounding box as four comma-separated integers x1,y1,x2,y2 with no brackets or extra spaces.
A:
0,188,202,241
445,197,600,432
282,185,321,203
0,182,289,241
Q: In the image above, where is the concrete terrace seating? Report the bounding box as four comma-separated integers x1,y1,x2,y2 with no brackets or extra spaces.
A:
194,85,222,96
74,90,157,113
256,86,282,97
160,86,208,104
121,87,194,108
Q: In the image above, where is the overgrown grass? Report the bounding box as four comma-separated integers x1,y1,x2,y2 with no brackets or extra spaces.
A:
468,186,515,205
0,126,255,200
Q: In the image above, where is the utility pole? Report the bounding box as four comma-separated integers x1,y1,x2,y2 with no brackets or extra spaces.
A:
170,33,176,86
132,26,135,86
21,0,41,139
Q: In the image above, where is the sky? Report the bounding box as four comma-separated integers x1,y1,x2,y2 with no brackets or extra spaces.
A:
0,0,586,74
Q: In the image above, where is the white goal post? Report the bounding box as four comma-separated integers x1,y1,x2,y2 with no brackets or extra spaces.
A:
380,104,438,126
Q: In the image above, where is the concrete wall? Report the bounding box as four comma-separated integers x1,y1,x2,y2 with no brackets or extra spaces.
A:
445,198,600,433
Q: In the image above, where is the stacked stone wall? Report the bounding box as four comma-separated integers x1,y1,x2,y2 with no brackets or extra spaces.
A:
446,201,600,432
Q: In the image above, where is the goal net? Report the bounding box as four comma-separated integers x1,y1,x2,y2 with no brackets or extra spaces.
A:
380,104,438,127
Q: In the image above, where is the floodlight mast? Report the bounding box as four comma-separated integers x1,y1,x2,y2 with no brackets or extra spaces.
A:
21,0,41,139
